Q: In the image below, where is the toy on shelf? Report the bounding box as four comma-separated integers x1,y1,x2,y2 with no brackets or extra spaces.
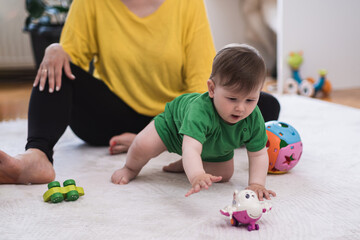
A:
220,190,272,231
43,179,84,203
266,121,302,174
285,51,332,97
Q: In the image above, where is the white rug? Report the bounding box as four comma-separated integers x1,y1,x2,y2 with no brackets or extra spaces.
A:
1,95,360,240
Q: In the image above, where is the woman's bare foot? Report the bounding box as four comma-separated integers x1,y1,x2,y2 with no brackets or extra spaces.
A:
0,149,55,184
162,159,184,173
109,132,136,155
111,166,139,185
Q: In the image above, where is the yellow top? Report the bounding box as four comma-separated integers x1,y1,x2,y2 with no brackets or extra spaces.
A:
60,0,215,116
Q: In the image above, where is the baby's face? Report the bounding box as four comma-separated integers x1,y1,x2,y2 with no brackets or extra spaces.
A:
209,83,260,125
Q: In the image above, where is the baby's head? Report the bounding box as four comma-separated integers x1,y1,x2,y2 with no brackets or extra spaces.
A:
207,44,266,124
209,43,266,93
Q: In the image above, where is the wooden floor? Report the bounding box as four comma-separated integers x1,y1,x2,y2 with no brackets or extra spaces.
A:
0,79,359,122
321,88,360,108
0,81,33,121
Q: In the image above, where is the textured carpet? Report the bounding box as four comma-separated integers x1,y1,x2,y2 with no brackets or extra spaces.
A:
0,95,360,240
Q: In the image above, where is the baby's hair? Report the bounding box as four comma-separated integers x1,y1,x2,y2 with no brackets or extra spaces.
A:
210,43,266,93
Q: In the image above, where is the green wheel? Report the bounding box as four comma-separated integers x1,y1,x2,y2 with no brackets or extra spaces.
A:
47,181,61,189
63,179,76,187
66,190,79,201
50,192,64,203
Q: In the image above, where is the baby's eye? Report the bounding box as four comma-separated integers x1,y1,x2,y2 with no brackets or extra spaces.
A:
228,97,237,101
246,99,255,102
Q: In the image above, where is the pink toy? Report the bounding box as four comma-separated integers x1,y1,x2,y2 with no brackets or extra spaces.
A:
220,190,272,231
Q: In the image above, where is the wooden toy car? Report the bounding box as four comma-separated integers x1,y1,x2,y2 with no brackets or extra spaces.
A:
43,179,84,203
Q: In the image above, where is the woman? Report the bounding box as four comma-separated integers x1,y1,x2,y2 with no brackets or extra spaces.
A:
0,0,279,184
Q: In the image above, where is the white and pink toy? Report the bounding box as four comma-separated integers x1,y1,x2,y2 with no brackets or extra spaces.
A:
220,190,272,231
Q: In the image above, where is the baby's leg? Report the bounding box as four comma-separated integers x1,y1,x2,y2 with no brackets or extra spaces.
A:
203,158,234,182
163,159,184,173
111,121,167,184
163,158,234,182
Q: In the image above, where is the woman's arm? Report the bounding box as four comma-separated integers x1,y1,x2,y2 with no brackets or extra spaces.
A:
34,43,75,93
60,0,97,71
182,0,216,93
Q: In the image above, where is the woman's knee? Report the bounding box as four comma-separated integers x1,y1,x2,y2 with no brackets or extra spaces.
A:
258,92,281,122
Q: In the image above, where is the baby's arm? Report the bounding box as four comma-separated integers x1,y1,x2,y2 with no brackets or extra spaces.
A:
247,147,276,200
182,135,222,197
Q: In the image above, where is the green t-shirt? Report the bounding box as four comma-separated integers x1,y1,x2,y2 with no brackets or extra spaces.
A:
154,92,267,162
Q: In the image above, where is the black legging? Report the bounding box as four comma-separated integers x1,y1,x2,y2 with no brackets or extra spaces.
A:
26,63,280,163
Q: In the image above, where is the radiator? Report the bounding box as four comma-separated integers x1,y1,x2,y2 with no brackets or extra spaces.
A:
0,0,35,69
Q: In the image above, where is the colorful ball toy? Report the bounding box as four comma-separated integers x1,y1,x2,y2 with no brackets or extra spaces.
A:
265,121,303,174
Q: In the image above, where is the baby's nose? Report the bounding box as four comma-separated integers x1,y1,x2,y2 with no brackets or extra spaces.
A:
235,104,245,112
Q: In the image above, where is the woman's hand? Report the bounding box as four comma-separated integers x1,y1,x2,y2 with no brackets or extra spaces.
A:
185,173,222,197
33,43,75,93
246,183,276,201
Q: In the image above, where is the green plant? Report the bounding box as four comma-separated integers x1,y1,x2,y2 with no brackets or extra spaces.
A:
25,0,72,28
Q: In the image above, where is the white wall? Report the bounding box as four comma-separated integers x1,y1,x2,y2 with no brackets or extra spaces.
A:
205,0,278,76
3,0,360,91
0,0,34,69
204,0,246,51
277,0,360,91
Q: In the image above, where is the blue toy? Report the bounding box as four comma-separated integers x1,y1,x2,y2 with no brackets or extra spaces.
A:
285,52,331,97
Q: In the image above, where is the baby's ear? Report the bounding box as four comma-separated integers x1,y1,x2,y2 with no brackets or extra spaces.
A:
207,79,215,97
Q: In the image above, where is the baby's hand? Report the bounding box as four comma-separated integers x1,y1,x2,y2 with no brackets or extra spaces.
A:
246,183,276,201
185,173,222,197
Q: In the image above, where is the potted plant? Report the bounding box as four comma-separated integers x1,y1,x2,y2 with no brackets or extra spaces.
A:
24,0,72,67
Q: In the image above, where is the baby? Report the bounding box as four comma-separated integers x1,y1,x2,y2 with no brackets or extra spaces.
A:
111,44,276,200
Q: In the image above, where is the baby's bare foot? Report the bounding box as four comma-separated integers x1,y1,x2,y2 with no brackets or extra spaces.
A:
111,166,139,185
109,133,136,155
162,159,184,173
0,149,55,184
